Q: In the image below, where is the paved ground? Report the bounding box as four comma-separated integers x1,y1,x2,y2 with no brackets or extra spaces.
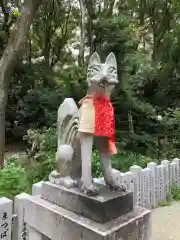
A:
151,202,180,240
5,142,26,158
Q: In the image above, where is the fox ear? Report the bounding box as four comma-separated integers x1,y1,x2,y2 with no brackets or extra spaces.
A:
105,52,117,68
88,52,101,66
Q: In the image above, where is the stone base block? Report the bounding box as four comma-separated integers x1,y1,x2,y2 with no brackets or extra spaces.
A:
41,181,133,223
25,196,151,240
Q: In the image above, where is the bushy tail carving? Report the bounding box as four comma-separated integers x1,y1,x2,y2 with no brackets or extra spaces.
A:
49,98,81,185
57,98,79,145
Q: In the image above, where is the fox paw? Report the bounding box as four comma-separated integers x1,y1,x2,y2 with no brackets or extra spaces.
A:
80,183,99,196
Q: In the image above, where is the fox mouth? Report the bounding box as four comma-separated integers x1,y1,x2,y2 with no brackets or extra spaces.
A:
90,78,118,86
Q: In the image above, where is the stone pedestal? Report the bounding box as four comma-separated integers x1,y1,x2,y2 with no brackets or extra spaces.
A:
25,182,151,240
41,182,133,223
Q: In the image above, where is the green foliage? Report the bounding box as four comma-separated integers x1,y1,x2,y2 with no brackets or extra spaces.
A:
92,149,153,178
23,127,57,158
11,9,21,18
3,0,180,199
55,65,86,102
23,127,57,183
158,185,180,206
0,128,57,198
111,150,154,172
6,85,63,139
170,185,180,201
0,150,56,198
0,161,28,199
25,150,56,187
3,0,180,161
6,63,86,140
158,201,170,207
92,152,103,178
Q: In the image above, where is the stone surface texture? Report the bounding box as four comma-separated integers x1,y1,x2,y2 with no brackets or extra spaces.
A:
0,197,13,240
41,181,133,223
49,52,127,196
150,202,180,240
25,195,151,240
14,193,30,240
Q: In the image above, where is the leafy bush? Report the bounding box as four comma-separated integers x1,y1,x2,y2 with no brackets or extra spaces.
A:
160,185,180,206
0,149,56,199
111,149,153,172
23,127,57,159
92,152,103,178
6,63,86,141
22,127,57,186
6,87,63,140
0,161,28,199
170,185,180,201
25,150,56,187
0,153,56,199
92,148,153,178
0,128,57,198
1,125,154,198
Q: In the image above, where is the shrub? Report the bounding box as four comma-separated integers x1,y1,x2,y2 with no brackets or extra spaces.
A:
111,149,154,172
0,127,57,198
1,125,154,198
24,150,56,189
1,151,56,198
23,127,57,159
6,87,63,140
92,148,153,178
92,152,103,178
22,127,57,188
0,161,28,199
170,185,180,201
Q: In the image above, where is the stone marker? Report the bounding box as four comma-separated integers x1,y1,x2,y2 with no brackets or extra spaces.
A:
32,181,44,196
14,193,30,240
0,197,13,240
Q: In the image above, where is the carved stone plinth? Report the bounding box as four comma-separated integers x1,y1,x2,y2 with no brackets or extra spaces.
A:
41,181,133,223
25,195,151,240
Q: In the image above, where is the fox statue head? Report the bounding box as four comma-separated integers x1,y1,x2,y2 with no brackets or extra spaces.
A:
87,52,118,96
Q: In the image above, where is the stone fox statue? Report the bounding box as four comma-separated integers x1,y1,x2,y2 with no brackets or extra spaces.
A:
49,52,126,196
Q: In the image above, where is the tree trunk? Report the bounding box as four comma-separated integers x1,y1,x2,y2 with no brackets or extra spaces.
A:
78,0,85,66
0,0,46,169
85,0,95,56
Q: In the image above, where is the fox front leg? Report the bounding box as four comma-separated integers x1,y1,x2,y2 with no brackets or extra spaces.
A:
79,132,99,196
96,137,126,192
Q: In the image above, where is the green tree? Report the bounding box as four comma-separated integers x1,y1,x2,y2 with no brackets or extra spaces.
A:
0,0,46,168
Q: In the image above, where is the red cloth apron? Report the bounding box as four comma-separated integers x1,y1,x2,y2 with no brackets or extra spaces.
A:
79,94,117,155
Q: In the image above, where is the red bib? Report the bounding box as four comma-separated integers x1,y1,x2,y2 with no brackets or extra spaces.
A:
79,94,117,155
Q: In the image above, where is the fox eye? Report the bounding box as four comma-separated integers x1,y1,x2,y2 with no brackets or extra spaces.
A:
108,66,116,74
90,65,100,72
93,67,100,72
